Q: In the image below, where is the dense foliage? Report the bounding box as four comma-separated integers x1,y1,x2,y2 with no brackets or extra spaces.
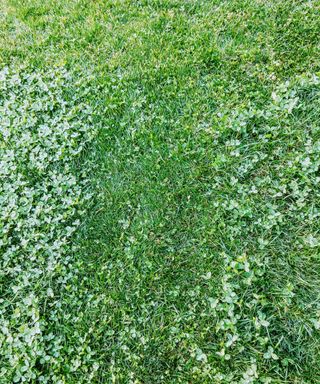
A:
0,67,97,382
1,0,320,383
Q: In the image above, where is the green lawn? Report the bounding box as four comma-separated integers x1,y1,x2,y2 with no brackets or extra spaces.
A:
1,1,320,383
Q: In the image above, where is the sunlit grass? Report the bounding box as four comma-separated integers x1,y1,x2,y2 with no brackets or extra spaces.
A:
1,1,320,382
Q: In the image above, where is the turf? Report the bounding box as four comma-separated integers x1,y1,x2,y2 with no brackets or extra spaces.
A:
1,0,320,383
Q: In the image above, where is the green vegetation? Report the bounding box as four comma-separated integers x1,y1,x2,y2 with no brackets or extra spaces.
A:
1,1,320,383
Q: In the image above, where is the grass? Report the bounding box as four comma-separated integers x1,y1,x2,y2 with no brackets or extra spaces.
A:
1,0,320,383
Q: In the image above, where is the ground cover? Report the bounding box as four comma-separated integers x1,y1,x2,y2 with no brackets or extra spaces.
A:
1,1,320,382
